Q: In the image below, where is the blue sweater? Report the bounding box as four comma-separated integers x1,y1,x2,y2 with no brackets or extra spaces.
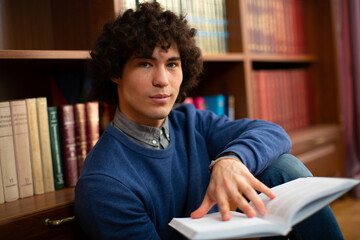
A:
75,104,291,240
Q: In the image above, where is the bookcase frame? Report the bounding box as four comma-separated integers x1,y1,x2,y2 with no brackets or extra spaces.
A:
0,0,344,239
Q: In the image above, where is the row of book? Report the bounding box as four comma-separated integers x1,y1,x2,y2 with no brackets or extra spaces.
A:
245,0,307,54
252,69,312,132
184,94,235,120
124,0,229,54
0,98,99,204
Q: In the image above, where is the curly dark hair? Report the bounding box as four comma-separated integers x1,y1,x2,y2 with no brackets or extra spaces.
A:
90,2,203,104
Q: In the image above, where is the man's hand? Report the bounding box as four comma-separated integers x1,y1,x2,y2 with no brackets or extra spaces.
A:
190,158,276,221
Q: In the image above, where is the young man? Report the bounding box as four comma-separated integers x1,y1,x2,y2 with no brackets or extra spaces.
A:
75,2,343,239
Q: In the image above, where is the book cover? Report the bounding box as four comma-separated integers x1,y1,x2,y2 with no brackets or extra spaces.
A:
170,177,360,239
59,104,78,187
10,100,34,198
0,101,19,202
193,97,206,110
74,103,87,175
26,98,44,195
85,101,100,153
48,106,65,190
204,95,226,116
36,97,55,193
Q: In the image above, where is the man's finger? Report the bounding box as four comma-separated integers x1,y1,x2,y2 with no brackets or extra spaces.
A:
253,180,277,200
190,194,215,219
215,191,231,221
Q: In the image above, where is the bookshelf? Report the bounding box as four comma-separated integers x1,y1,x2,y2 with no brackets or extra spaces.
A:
0,0,344,239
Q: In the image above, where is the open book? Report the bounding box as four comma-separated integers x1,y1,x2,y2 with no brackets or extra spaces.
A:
169,177,360,239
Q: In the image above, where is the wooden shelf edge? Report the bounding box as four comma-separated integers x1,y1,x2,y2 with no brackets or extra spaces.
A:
288,124,341,145
203,53,245,62
0,50,90,59
250,53,317,62
0,51,316,63
0,188,75,225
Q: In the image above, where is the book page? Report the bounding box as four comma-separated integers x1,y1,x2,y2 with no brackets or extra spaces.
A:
252,177,359,227
169,211,287,240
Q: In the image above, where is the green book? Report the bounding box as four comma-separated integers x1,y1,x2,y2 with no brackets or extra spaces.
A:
48,106,65,190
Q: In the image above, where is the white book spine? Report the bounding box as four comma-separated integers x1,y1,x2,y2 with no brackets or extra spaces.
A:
26,98,44,195
10,100,34,198
0,101,19,202
36,98,55,193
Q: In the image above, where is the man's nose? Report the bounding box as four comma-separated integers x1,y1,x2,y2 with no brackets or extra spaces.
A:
152,66,169,87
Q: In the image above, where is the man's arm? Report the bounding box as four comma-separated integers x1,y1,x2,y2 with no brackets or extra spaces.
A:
75,174,162,240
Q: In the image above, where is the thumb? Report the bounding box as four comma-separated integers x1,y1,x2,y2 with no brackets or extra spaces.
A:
190,194,215,219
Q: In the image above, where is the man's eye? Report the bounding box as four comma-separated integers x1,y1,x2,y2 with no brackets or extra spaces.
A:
168,62,178,68
140,62,151,68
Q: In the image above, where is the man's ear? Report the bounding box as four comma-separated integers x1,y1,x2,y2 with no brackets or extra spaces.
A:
111,78,120,84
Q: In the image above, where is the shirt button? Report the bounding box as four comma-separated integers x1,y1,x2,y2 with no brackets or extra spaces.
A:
152,140,157,145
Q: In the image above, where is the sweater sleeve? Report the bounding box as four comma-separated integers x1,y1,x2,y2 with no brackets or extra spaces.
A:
197,110,292,176
75,174,161,240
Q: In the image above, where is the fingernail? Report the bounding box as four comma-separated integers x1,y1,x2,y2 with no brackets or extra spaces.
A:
223,212,231,221
259,207,266,215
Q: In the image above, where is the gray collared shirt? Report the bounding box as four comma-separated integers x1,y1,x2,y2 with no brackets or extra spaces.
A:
112,107,170,149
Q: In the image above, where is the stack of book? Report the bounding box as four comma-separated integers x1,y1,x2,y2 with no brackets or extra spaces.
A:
0,98,99,204
245,0,307,54
252,69,312,132
184,94,235,120
124,0,229,54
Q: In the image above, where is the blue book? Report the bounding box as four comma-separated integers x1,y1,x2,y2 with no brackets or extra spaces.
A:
204,95,226,116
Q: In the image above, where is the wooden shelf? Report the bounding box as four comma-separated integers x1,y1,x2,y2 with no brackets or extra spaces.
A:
0,50,90,60
0,188,74,226
203,53,245,62
249,53,318,63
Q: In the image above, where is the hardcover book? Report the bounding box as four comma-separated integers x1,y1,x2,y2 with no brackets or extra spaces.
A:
10,100,34,198
74,103,87,175
0,101,19,202
36,97,55,193
85,101,99,153
26,98,44,195
59,104,78,187
170,177,360,239
48,106,65,190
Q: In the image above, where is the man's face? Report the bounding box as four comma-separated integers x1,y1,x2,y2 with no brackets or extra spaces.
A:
113,44,183,128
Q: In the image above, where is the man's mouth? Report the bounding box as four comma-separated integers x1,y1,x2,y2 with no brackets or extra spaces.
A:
150,94,171,103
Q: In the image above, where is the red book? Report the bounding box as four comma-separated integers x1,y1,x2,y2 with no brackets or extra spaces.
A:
59,104,78,187
86,101,99,153
74,103,87,175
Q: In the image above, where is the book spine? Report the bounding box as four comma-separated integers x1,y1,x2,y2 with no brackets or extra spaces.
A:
225,95,235,120
0,166,4,203
59,104,78,187
10,100,34,198
193,97,206,110
204,95,226,116
36,98,55,193
25,98,44,195
48,106,65,190
0,101,19,202
85,101,100,153
74,103,87,175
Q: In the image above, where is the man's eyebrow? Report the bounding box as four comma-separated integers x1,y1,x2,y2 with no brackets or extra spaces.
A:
134,56,181,61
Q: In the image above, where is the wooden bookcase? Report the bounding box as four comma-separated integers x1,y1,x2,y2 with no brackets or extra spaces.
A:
0,0,344,239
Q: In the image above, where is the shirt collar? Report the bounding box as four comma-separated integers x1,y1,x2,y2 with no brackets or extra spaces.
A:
112,107,170,149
